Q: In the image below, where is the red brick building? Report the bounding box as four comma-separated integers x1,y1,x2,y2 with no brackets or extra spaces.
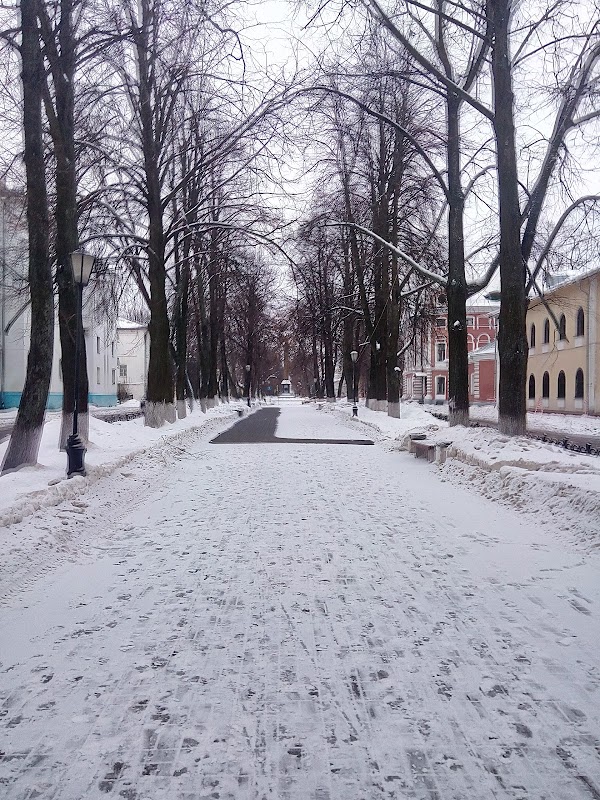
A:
403,305,498,404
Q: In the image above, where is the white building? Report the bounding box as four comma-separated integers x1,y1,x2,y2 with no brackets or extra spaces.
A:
116,319,148,400
0,182,118,409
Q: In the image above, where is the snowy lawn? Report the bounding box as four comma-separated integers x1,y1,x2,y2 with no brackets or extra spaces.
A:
433,402,600,437
0,403,598,799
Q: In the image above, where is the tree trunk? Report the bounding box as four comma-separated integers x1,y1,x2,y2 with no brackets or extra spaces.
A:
174,260,189,420
207,231,220,406
312,325,322,398
387,130,404,419
39,0,90,448
489,0,528,436
367,128,389,412
220,335,229,399
136,0,174,427
446,93,470,427
196,265,211,404
1,0,53,473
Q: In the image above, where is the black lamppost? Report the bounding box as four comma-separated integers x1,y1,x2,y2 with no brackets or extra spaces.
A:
350,349,358,417
245,363,251,407
66,250,95,477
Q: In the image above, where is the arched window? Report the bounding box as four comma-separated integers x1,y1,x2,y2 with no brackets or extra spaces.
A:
557,371,566,399
528,374,536,399
477,334,490,348
575,368,584,399
530,324,536,348
543,319,550,344
576,308,585,337
467,334,475,352
559,314,567,340
542,372,550,398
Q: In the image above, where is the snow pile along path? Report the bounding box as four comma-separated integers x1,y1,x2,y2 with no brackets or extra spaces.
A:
0,404,243,528
325,401,600,545
0,404,599,799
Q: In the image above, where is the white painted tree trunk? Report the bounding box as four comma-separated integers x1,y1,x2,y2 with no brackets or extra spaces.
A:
144,401,176,428
1,425,44,474
366,399,387,412
387,402,400,418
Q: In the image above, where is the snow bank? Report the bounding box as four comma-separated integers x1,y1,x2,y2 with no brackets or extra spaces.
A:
436,402,600,437
325,400,600,545
0,402,243,528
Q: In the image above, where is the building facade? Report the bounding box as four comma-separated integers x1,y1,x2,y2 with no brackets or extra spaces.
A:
403,304,498,404
526,270,599,415
116,319,148,401
0,181,118,409
2,289,119,410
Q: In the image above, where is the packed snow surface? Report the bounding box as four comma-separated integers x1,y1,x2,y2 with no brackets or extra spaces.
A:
0,401,599,799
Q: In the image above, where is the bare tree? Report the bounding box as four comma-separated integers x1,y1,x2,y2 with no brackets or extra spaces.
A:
1,0,54,473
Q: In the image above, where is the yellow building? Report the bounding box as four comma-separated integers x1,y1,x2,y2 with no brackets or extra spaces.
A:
526,270,599,415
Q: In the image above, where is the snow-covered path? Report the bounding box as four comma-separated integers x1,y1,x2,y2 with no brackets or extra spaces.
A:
1,405,599,800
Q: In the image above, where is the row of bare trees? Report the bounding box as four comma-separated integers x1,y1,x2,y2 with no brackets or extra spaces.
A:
1,0,599,475
290,0,600,434
1,0,287,472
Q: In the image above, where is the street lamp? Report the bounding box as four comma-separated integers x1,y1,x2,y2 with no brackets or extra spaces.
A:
66,250,95,477
350,350,358,417
245,363,251,408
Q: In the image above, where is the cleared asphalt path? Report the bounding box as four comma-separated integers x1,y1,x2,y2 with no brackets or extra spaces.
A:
211,407,374,445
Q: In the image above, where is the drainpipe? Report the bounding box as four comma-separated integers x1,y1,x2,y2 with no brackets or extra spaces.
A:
588,279,597,414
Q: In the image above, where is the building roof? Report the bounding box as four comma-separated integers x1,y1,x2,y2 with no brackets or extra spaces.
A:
468,341,496,361
117,318,147,330
529,266,600,307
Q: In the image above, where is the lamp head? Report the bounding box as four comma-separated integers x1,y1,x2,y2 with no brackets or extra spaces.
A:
350,350,358,363
245,364,251,372
70,251,95,286
484,290,501,302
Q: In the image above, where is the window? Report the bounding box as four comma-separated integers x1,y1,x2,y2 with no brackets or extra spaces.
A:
119,364,128,380
436,341,447,362
557,371,566,399
58,359,62,380
530,324,536,348
436,376,446,396
558,314,566,340
435,317,445,328
437,293,447,306
477,334,490,348
467,334,475,352
576,308,585,337
112,369,116,385
466,316,475,327
111,341,115,357
528,374,536,399
543,318,550,344
575,368,584,399
542,372,550,398
96,366,101,385
96,336,101,354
